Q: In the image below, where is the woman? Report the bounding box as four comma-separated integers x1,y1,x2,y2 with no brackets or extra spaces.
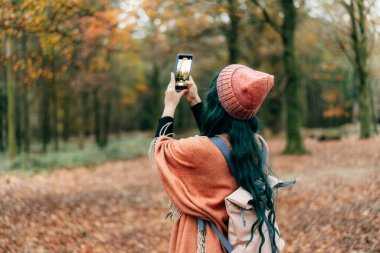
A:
149,64,280,253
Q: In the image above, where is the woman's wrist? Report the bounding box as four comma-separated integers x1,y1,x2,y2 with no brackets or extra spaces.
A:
162,104,176,117
189,95,201,106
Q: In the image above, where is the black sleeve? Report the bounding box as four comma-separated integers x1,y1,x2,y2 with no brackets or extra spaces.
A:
154,102,203,138
191,102,204,132
155,116,174,137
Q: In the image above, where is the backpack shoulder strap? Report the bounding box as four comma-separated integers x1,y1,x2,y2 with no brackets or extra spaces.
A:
197,218,234,253
255,135,298,188
210,135,268,170
256,134,268,168
209,136,236,171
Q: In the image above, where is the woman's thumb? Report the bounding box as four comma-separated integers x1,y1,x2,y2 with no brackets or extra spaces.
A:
178,89,187,96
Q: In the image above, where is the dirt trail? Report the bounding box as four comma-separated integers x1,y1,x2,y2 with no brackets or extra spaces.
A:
0,136,379,253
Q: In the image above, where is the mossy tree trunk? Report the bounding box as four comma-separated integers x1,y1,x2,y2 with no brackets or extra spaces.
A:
281,0,305,153
356,0,373,138
341,0,374,138
251,0,305,153
357,66,372,138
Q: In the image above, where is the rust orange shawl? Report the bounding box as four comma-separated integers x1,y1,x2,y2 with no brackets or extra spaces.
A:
153,134,238,253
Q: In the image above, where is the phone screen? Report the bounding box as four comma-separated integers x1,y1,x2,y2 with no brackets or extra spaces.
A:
175,55,193,87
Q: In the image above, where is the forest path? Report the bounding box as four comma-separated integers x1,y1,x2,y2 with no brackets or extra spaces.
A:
0,136,379,253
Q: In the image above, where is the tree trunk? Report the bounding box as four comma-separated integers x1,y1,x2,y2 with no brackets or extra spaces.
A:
15,86,22,151
40,81,51,153
50,55,59,150
226,0,240,64
22,35,30,152
62,93,71,142
65,43,80,142
99,93,111,147
151,62,161,120
81,93,91,136
94,87,110,148
77,94,85,150
6,36,17,158
0,64,5,152
349,0,373,138
357,69,372,138
368,81,378,134
281,0,305,154
350,70,360,123
21,84,30,152
94,89,101,146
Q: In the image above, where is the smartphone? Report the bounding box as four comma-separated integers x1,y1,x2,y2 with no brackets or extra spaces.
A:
174,53,193,90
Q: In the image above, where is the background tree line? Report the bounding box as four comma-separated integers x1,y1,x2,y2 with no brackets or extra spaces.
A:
0,0,379,160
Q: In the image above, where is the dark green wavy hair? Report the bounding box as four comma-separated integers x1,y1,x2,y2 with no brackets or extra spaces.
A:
200,73,279,252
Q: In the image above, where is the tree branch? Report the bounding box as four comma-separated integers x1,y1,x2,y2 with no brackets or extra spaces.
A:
366,16,376,57
250,0,281,34
335,33,355,66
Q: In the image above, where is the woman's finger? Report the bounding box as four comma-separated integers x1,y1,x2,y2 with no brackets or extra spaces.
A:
166,73,176,91
178,89,187,96
183,81,193,88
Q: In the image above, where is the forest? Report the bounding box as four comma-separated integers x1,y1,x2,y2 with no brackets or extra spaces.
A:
0,0,379,252
0,0,379,160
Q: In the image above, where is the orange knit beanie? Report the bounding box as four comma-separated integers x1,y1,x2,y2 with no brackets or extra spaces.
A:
216,64,274,120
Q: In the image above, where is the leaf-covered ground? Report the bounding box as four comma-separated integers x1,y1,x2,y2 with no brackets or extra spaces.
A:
0,136,379,253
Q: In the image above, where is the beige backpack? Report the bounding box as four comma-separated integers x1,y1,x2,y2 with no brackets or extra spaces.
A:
197,135,297,253
225,179,285,253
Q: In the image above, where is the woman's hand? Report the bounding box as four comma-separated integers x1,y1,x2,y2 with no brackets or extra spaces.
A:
162,73,187,117
183,75,201,106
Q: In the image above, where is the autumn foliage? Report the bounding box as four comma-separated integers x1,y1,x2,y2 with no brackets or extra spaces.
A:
0,0,379,252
